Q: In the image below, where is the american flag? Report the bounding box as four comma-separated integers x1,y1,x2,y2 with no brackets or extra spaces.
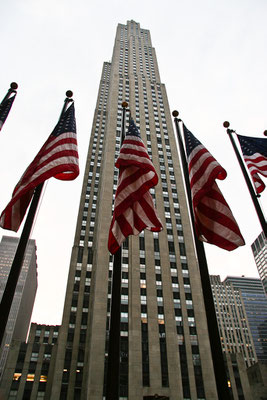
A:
183,124,245,251
0,102,79,232
236,134,267,194
108,119,162,254
0,93,16,131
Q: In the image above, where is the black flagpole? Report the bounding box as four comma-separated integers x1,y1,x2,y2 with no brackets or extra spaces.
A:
0,82,18,104
0,91,74,348
106,101,128,400
172,111,231,400
224,121,267,237
0,82,18,130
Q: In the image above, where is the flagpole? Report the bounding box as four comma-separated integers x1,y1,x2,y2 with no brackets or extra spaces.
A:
172,111,231,400
0,82,18,131
224,121,267,237
0,82,18,104
106,101,128,400
0,91,73,348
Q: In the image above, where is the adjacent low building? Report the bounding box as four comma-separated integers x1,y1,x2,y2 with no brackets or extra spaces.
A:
247,362,267,400
224,353,253,400
0,236,37,381
0,323,60,399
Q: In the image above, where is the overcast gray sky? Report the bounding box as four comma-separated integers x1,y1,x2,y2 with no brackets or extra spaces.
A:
1,0,266,325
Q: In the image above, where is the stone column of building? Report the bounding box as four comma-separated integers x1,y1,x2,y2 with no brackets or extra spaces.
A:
50,20,217,400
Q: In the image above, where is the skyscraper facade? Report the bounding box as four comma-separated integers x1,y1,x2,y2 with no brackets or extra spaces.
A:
251,232,267,296
210,275,257,367
50,20,217,400
0,236,37,380
225,276,267,364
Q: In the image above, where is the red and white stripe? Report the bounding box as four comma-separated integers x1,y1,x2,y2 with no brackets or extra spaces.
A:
188,143,245,251
108,135,162,254
0,132,79,232
242,152,267,194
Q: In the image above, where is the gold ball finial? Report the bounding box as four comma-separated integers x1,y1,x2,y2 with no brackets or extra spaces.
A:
66,90,73,98
172,110,179,117
263,130,267,137
10,82,18,90
122,101,128,108
223,121,230,128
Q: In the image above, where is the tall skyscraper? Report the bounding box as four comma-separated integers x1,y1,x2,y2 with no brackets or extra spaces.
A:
210,275,257,367
251,232,267,296
0,236,37,380
50,20,218,399
225,276,267,364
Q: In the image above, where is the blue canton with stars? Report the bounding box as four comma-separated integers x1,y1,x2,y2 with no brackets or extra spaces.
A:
51,102,76,137
127,118,141,138
183,124,202,157
237,134,267,157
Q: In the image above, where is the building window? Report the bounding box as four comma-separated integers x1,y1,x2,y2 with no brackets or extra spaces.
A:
141,321,150,386
159,324,169,387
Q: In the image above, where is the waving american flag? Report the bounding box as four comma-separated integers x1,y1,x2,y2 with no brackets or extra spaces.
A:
108,119,162,254
183,124,245,251
0,102,79,232
237,134,267,194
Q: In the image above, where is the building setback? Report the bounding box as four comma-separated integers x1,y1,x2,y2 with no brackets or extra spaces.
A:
0,236,37,381
224,276,267,364
210,275,257,367
49,20,218,399
251,232,267,296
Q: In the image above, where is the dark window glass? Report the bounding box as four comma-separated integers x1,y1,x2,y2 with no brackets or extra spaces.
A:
139,236,145,250
168,242,175,253
120,337,128,396
141,322,150,386
158,306,164,314
187,309,194,317
179,243,186,256
176,325,184,334
159,325,169,387
179,345,191,398
77,247,83,263
88,248,93,264
154,239,160,252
